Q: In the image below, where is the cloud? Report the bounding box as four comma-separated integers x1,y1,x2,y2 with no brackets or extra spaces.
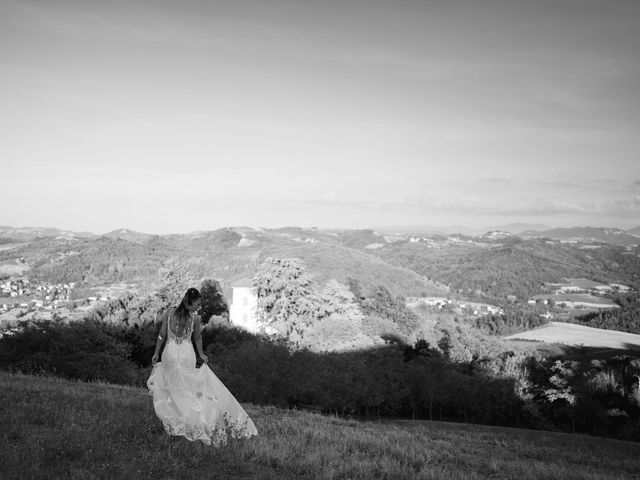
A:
478,178,513,184
531,180,587,190
300,191,640,223
399,193,640,220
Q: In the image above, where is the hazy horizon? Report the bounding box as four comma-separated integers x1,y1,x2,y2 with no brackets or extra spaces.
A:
2,220,639,238
2,0,639,234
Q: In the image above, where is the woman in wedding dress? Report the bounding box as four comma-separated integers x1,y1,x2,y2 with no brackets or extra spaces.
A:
147,288,258,446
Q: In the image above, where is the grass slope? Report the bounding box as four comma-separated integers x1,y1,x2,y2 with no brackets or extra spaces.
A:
2,372,640,479
504,322,640,350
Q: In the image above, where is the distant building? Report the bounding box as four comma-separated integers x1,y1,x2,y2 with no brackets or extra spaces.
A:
229,278,260,333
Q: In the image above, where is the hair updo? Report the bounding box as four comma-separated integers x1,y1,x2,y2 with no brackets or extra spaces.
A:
174,287,201,321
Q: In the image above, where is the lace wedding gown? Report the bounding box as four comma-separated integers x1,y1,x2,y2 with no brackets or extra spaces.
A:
147,311,258,446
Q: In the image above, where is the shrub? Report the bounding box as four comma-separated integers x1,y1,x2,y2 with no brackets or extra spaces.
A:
0,320,141,385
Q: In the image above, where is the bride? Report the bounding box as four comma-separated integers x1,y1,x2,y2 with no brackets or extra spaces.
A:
147,287,258,446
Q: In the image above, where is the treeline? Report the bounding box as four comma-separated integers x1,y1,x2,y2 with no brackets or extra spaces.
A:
475,304,550,336
3,319,640,441
568,293,640,334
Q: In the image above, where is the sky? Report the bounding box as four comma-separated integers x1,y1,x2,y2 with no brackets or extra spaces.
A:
1,0,639,234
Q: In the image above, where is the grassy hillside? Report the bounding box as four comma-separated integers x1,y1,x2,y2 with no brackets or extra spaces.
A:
504,322,640,350
2,372,640,480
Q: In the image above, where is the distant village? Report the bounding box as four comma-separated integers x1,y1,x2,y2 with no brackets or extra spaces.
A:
0,277,108,315
405,296,504,317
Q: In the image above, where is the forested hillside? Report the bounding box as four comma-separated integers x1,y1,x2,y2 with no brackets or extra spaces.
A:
0,228,448,299
2,226,638,306
374,237,640,301
520,227,640,246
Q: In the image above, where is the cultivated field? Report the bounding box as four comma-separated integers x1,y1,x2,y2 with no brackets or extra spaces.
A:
2,371,640,479
504,321,640,350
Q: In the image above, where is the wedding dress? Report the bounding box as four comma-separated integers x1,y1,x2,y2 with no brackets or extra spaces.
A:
147,311,258,446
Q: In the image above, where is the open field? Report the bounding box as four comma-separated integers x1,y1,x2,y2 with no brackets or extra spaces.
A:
504,321,640,350
2,371,640,479
0,263,29,276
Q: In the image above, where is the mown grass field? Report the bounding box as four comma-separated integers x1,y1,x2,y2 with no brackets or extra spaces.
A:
504,321,640,350
2,371,640,480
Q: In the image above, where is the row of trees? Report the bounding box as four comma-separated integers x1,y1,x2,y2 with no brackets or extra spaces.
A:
474,304,550,336
567,293,640,334
3,317,640,440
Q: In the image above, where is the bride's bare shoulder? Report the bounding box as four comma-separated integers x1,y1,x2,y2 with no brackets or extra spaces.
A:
158,308,173,323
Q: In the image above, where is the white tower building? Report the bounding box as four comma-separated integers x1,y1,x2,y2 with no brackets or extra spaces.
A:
229,278,259,333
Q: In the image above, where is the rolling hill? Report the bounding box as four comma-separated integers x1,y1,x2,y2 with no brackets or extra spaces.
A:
103,228,156,244
0,225,94,242
371,236,639,301
520,227,640,246
0,226,449,299
372,223,553,236
0,224,638,305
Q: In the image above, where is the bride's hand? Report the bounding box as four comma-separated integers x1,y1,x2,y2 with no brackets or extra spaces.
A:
200,353,208,363
152,354,159,365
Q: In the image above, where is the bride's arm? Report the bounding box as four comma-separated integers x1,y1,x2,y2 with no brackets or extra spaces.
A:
152,312,168,364
193,315,208,363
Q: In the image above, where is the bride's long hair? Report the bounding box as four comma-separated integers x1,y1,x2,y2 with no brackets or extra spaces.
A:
174,287,201,323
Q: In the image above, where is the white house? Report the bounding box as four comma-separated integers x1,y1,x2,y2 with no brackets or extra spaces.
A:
229,278,260,333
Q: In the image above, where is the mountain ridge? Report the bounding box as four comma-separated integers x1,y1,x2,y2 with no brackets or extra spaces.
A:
520,226,640,246
2,224,639,241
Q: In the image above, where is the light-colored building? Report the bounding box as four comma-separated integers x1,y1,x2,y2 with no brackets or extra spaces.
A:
229,278,260,333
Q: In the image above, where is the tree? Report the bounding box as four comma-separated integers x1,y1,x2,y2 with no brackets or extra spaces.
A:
199,278,228,324
155,258,195,309
544,360,580,432
252,258,324,343
318,279,363,320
